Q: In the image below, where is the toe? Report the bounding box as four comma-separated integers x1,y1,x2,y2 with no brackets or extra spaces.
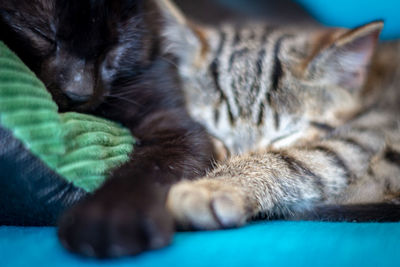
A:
211,193,246,228
168,181,247,230
168,183,220,229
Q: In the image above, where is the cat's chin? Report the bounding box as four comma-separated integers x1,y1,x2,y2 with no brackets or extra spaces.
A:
56,96,104,113
73,98,105,113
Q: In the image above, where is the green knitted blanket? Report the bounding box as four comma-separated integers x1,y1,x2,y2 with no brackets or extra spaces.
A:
0,41,135,193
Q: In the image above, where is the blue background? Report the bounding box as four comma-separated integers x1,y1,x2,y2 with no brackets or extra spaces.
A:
219,0,400,39
297,0,399,39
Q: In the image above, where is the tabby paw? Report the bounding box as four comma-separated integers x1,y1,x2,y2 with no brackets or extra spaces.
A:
58,194,173,258
167,180,247,230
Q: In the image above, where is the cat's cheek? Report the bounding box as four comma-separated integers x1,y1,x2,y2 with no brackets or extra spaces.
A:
100,62,116,92
100,44,131,84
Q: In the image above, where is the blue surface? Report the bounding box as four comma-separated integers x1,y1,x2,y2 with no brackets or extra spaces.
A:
1,222,400,267
220,0,400,39
296,0,400,39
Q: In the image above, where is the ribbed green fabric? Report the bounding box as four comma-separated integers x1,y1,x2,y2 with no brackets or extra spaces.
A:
58,113,134,192
0,41,135,192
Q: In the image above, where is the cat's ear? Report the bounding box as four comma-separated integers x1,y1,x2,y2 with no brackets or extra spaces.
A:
154,0,187,27
153,0,207,64
304,21,383,92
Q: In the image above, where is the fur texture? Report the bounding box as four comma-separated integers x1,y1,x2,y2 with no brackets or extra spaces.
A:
0,0,217,258
157,0,400,229
2,0,400,259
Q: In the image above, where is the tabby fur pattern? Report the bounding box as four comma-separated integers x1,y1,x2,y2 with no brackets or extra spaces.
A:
156,0,400,229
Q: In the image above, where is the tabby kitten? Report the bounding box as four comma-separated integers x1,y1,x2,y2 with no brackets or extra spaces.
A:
156,0,400,229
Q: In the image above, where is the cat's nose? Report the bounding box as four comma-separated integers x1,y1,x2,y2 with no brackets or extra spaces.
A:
64,82,93,102
63,63,94,102
65,91,91,102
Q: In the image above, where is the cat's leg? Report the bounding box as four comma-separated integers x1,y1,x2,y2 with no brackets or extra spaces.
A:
168,126,393,229
58,109,216,258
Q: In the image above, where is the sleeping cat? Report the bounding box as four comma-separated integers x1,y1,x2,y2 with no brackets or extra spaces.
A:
157,0,400,229
0,0,218,258
1,0,400,259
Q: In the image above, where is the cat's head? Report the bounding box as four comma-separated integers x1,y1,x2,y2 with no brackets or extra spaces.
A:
0,0,159,111
156,0,382,127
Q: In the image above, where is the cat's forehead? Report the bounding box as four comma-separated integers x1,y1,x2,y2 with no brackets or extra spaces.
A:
1,0,140,35
0,0,54,23
1,0,143,58
205,24,313,65
213,24,314,50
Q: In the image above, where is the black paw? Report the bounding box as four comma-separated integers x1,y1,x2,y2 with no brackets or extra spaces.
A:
58,189,174,258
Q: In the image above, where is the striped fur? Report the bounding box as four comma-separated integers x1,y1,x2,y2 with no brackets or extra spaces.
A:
156,0,400,229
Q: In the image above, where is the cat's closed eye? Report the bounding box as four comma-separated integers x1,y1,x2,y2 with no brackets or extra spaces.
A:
30,26,56,47
0,8,56,56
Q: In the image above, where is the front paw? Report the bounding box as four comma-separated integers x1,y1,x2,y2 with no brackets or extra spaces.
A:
58,193,173,258
167,180,248,230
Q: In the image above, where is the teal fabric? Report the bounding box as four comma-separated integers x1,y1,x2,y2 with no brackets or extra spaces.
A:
1,222,399,267
222,0,400,39
296,0,400,39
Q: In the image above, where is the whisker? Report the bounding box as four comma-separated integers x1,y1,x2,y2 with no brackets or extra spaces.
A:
159,56,179,69
106,90,138,98
105,95,142,107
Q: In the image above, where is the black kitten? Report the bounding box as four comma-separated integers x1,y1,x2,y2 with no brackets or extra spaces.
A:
0,0,216,258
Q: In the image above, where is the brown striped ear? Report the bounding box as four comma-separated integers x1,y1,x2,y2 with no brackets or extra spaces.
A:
306,21,383,92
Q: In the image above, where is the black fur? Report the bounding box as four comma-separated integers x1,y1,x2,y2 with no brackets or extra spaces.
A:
297,203,400,222
385,148,400,166
0,0,216,258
